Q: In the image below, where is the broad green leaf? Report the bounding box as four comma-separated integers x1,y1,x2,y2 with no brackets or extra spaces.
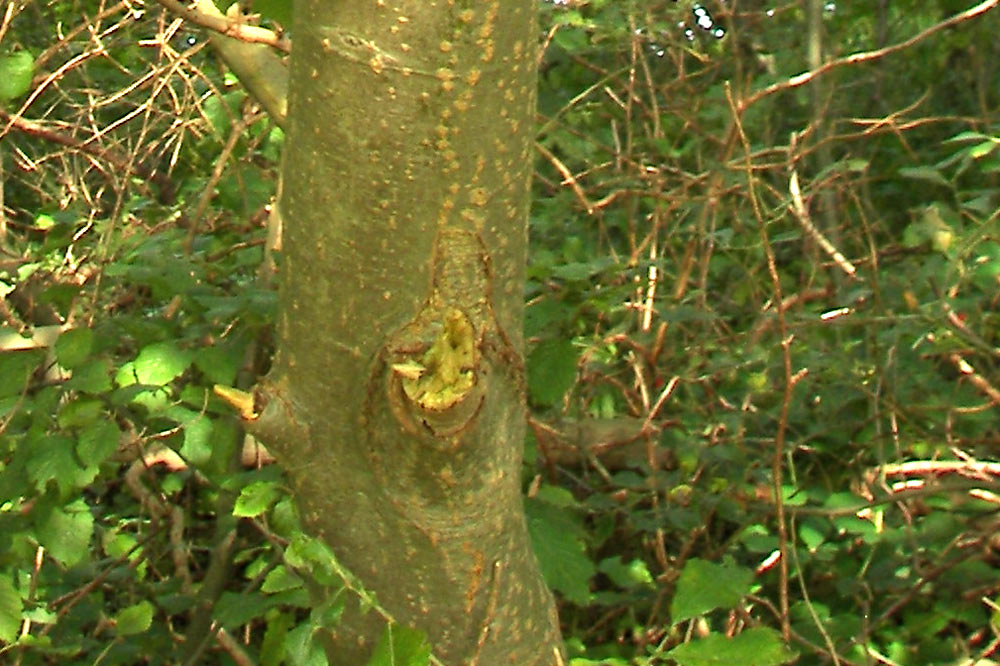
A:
54,328,93,369
27,435,82,493
134,342,193,385
57,398,102,428
194,344,241,385
235,481,281,518
666,627,795,666
525,497,594,604
527,339,579,407
285,621,326,666
0,350,43,398
77,419,121,465
261,566,303,593
114,601,153,636
183,414,213,465
366,624,431,666
214,591,273,629
671,558,753,623
65,357,113,394
35,500,94,567
0,51,33,101
0,576,22,643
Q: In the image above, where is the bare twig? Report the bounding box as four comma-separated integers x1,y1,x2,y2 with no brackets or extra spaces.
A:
153,0,290,53
739,0,999,111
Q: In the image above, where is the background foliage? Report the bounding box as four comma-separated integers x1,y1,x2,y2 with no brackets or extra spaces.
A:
1,0,999,664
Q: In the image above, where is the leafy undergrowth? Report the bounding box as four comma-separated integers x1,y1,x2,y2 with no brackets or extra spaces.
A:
1,1,1000,665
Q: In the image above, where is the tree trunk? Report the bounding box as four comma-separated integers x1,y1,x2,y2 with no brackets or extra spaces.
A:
249,2,563,663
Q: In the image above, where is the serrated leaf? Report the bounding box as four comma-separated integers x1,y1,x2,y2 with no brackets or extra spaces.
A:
0,51,34,102
0,576,22,643
35,500,94,567
666,627,796,666
671,558,753,623
366,624,431,666
235,481,281,518
77,419,121,465
27,435,82,493
525,497,594,604
54,328,93,369
527,339,579,407
133,342,192,385
114,601,153,636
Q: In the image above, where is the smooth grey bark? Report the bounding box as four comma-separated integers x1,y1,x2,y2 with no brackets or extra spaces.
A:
247,2,564,664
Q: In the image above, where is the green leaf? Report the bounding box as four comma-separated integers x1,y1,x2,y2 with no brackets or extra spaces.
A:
671,558,753,623
114,601,153,636
183,414,213,465
255,0,293,24
261,566,303,593
163,405,213,465
898,166,950,188
0,350,43,399
285,621,326,666
0,576,22,644
598,556,654,589
366,624,431,666
65,357,113,394
261,611,294,666
666,627,796,666
133,342,193,385
57,398,102,428
77,419,121,465
0,51,34,102
969,140,998,159
54,328,93,369
27,435,83,493
194,344,241,385
214,591,273,629
35,500,94,567
527,339,579,407
525,497,594,604
235,481,281,518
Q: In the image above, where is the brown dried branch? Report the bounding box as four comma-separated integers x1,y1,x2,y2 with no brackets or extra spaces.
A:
153,0,290,53
739,0,999,111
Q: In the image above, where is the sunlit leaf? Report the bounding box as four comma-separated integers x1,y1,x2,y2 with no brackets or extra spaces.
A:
366,624,431,666
671,558,753,623
0,51,33,101
115,601,153,636
666,627,796,666
0,576,22,644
